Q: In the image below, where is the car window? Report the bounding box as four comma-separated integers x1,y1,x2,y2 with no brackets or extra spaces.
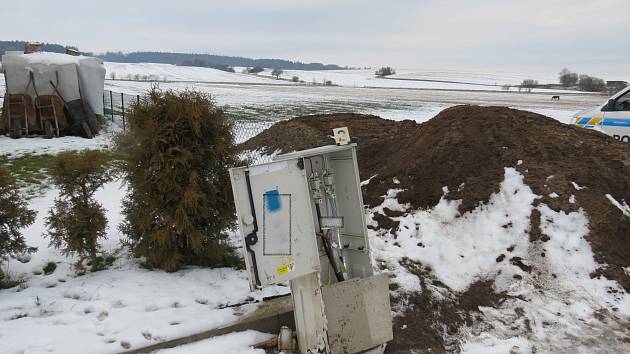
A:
614,90,630,111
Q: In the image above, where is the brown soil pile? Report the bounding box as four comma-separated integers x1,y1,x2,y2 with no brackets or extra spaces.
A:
242,106,630,293
243,106,630,352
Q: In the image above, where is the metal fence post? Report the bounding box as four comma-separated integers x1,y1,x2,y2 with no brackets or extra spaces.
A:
110,90,114,122
121,92,125,131
137,95,140,106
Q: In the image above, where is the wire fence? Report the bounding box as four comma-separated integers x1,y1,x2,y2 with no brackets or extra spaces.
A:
102,90,141,131
232,120,274,144
103,89,273,163
103,89,271,138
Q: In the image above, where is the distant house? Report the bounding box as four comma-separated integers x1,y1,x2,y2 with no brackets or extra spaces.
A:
607,80,628,94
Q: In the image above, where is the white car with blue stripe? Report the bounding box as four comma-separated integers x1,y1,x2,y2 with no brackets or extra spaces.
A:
573,85,630,143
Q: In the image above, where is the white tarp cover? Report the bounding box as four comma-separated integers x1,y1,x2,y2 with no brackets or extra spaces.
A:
1,52,106,114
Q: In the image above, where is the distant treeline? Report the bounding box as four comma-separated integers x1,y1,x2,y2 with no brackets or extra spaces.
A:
179,59,235,72
99,52,345,70
0,40,345,70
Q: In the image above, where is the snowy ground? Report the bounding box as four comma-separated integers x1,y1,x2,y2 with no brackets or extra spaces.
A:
102,63,624,94
153,330,272,354
370,168,630,353
105,62,284,85
2,62,618,98
96,64,605,126
0,119,121,158
0,181,287,354
3,163,628,353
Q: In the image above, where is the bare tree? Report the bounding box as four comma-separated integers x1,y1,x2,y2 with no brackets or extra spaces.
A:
559,68,578,87
521,79,538,92
578,75,606,92
271,68,283,79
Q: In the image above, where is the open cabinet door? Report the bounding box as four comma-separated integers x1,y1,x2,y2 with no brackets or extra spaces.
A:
231,159,321,289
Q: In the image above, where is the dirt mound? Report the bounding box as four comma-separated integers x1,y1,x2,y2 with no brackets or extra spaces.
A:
243,107,630,352
242,107,630,291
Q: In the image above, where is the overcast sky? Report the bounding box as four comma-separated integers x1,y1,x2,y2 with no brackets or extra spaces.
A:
1,0,628,76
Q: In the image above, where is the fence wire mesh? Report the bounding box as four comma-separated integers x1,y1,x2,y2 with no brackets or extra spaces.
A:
233,120,275,165
103,89,275,164
232,120,273,144
102,90,143,130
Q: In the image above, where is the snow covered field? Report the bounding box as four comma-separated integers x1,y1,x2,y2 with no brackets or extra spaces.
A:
101,69,604,126
99,63,605,122
2,63,606,158
2,62,607,127
101,63,623,94
105,63,284,85
389,69,558,86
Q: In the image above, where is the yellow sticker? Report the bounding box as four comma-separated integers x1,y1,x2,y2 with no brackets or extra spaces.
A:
276,262,294,276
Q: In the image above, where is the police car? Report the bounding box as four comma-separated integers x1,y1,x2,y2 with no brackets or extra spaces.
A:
573,85,630,143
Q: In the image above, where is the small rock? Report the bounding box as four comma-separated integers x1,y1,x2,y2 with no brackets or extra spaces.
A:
120,340,131,349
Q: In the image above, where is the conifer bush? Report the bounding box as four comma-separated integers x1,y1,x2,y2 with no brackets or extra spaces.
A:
45,150,113,271
116,88,239,271
0,166,36,283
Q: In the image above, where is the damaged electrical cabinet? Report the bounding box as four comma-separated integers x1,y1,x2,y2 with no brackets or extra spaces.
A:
230,128,393,354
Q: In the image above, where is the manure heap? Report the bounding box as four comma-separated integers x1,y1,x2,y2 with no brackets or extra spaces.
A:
243,105,630,353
